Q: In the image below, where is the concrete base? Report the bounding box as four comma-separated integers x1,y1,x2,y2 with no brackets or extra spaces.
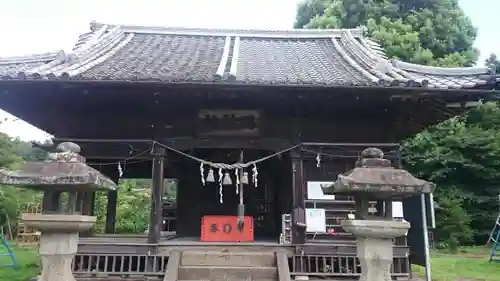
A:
22,214,96,281
341,220,410,281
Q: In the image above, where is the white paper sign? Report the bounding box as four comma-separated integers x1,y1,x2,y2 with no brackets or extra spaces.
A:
305,208,326,233
392,201,404,218
307,181,335,200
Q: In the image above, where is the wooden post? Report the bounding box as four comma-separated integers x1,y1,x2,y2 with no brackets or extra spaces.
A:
105,190,118,233
148,145,166,244
291,150,306,244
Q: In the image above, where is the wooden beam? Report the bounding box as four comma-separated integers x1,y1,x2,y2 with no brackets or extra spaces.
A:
62,137,292,160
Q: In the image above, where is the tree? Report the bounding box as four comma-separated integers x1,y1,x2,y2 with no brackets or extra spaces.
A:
485,53,500,74
402,104,500,244
294,0,332,28
0,133,42,236
295,0,478,66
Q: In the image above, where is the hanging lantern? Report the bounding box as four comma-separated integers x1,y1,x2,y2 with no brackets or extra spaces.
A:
241,172,249,184
206,168,215,183
223,172,232,185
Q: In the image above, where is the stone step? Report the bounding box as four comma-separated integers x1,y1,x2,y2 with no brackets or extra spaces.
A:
181,251,276,267
178,265,278,280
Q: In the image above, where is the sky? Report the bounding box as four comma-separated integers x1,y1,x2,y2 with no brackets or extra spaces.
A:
0,0,497,142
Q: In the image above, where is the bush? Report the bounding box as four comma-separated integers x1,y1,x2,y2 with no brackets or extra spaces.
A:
435,194,473,252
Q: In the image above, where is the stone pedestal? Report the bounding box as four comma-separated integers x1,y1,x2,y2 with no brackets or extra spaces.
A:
39,232,78,281
22,214,96,281
341,220,410,281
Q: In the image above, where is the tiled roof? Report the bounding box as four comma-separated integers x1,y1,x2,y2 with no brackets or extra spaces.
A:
0,22,497,89
0,51,65,77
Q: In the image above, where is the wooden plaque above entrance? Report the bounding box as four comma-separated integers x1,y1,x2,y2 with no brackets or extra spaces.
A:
197,109,260,136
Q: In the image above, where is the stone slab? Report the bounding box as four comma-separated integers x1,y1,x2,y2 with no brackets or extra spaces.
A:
181,251,275,267
179,265,277,280
341,219,410,238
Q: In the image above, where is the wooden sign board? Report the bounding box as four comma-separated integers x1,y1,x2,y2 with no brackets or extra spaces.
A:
197,109,260,136
201,215,254,242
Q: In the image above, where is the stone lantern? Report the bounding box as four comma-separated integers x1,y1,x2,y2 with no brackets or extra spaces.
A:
0,142,117,281
325,147,434,281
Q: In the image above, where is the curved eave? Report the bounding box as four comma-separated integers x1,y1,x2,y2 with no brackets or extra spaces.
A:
10,25,135,79
326,30,496,89
0,50,63,65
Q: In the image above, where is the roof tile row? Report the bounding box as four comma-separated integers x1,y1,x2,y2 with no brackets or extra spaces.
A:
0,22,496,89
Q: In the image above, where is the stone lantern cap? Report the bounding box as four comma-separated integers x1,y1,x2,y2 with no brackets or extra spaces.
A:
325,147,434,199
0,142,117,191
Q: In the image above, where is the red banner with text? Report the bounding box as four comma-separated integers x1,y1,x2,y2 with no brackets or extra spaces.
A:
201,215,254,242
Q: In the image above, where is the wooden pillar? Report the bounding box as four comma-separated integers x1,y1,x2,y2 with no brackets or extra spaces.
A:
105,190,118,233
291,150,306,244
148,145,166,244
103,164,120,234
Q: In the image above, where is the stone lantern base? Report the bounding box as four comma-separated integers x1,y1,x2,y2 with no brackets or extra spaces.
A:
22,214,96,281
341,220,410,281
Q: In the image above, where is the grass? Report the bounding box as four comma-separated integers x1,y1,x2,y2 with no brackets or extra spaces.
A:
0,243,39,281
413,246,500,281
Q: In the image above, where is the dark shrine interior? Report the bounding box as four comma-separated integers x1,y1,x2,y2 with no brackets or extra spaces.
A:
174,148,292,240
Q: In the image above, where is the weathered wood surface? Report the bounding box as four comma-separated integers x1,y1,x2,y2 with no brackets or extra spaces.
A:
77,234,409,257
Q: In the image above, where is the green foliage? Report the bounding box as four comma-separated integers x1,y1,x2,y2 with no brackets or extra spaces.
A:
485,53,500,74
296,0,478,66
93,179,177,234
434,194,473,252
403,103,500,245
0,134,44,235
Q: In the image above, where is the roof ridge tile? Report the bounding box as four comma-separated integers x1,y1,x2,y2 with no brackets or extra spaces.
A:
341,31,397,84
91,21,365,39
330,36,381,85
391,59,492,76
